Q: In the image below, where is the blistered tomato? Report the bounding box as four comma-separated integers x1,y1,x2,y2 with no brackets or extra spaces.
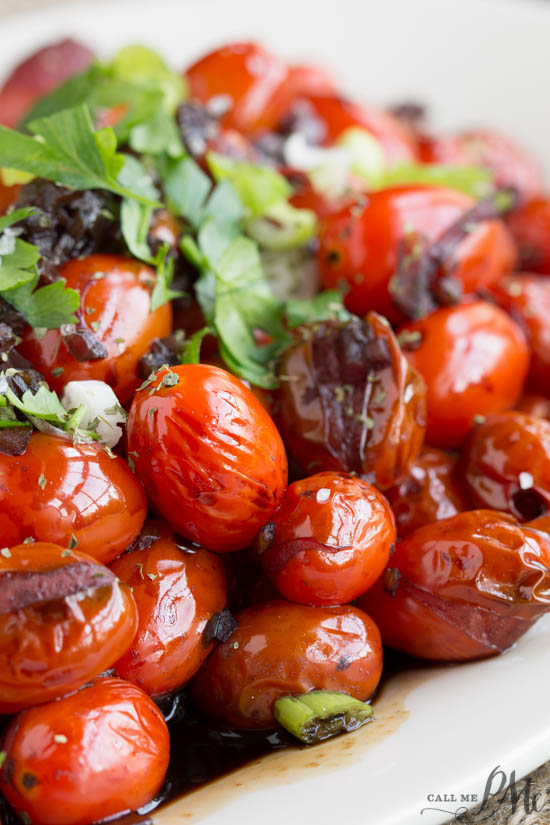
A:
192,600,382,729
18,254,173,404
399,301,529,448
0,678,169,825
127,364,288,552
111,521,227,695
0,432,147,563
256,472,395,605
0,543,137,713
507,197,550,274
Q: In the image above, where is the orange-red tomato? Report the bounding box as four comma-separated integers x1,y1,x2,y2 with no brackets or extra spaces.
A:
385,446,469,537
517,394,550,422
0,433,147,563
18,254,173,404
111,521,227,695
0,544,137,713
507,197,550,274
127,364,288,552
256,472,395,605
400,301,529,448
0,182,20,215
192,600,382,729
0,677,169,825
359,510,550,661
318,186,517,321
459,411,550,521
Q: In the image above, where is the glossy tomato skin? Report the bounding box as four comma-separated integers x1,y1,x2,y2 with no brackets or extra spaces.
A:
318,186,517,321
111,521,227,695
358,510,550,661
517,394,550,422
0,182,20,215
0,677,169,825
400,301,529,448
507,197,550,274
458,412,550,522
385,447,469,537
256,472,396,606
127,364,288,552
0,543,137,714
277,314,426,490
18,254,173,404
0,433,147,563
191,600,382,729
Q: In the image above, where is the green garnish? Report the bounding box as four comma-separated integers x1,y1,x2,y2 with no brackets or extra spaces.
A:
274,690,374,745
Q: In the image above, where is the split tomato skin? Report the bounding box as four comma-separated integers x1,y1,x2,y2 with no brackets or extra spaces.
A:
507,197,550,274
127,364,288,552
0,677,170,825
18,254,173,404
458,412,550,521
192,600,382,729
256,472,396,606
0,432,147,564
400,301,529,448
0,543,137,714
111,521,227,696
358,510,550,661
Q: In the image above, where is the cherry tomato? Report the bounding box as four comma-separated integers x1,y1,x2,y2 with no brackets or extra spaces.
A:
111,520,227,695
18,254,173,404
0,677,169,825
385,446,469,537
0,543,137,713
400,301,529,448
318,186,517,320
459,411,550,521
191,600,382,729
507,197,550,274
517,394,550,422
256,472,395,606
358,510,550,661
0,432,147,563
127,364,288,552
277,314,426,490
0,182,20,216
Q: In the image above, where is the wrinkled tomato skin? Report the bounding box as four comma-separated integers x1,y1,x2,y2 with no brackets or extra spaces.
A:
257,472,396,606
191,600,382,729
127,364,288,552
358,510,550,661
0,182,20,215
507,197,550,274
385,447,469,537
111,521,227,696
458,412,550,522
0,677,169,825
0,433,147,563
18,254,173,404
0,544,137,714
318,186,516,321
400,301,529,448
517,394,550,422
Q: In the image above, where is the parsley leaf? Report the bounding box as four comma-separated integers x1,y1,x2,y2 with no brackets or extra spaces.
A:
0,208,35,232
206,153,291,217
285,291,352,328
5,276,80,328
181,327,212,365
150,244,183,311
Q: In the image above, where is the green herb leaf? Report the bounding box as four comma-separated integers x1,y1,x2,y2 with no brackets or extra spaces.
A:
286,290,352,328
0,208,36,232
181,326,212,365
120,199,154,263
246,199,317,250
129,109,184,157
207,152,291,217
6,384,68,421
150,244,183,311
371,162,494,198
4,275,80,328
160,155,212,226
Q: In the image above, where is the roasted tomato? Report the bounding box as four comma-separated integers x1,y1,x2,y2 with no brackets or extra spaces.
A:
517,394,550,422
0,39,94,128
358,510,550,661
192,600,382,729
458,412,550,521
490,273,550,392
399,301,529,448
256,472,396,606
127,364,287,552
318,185,517,321
385,446,469,537
0,543,137,714
277,313,426,490
0,182,20,215
18,254,173,404
111,521,227,695
0,677,169,825
507,197,550,274
0,433,147,563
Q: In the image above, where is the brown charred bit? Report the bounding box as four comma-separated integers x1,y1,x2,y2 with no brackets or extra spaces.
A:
176,102,219,157
125,524,162,554
61,325,108,361
390,187,519,321
138,331,186,380
0,427,32,457
255,521,275,555
202,609,239,647
5,368,43,399
388,102,426,128
0,323,35,372
0,300,27,337
21,773,38,790
336,655,351,671
383,567,402,597
0,561,117,615
277,99,327,145
262,537,351,580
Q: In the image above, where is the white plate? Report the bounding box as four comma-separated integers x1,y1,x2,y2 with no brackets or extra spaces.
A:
2,1,550,823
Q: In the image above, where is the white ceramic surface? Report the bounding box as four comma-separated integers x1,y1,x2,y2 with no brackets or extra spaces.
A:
1,1,550,823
